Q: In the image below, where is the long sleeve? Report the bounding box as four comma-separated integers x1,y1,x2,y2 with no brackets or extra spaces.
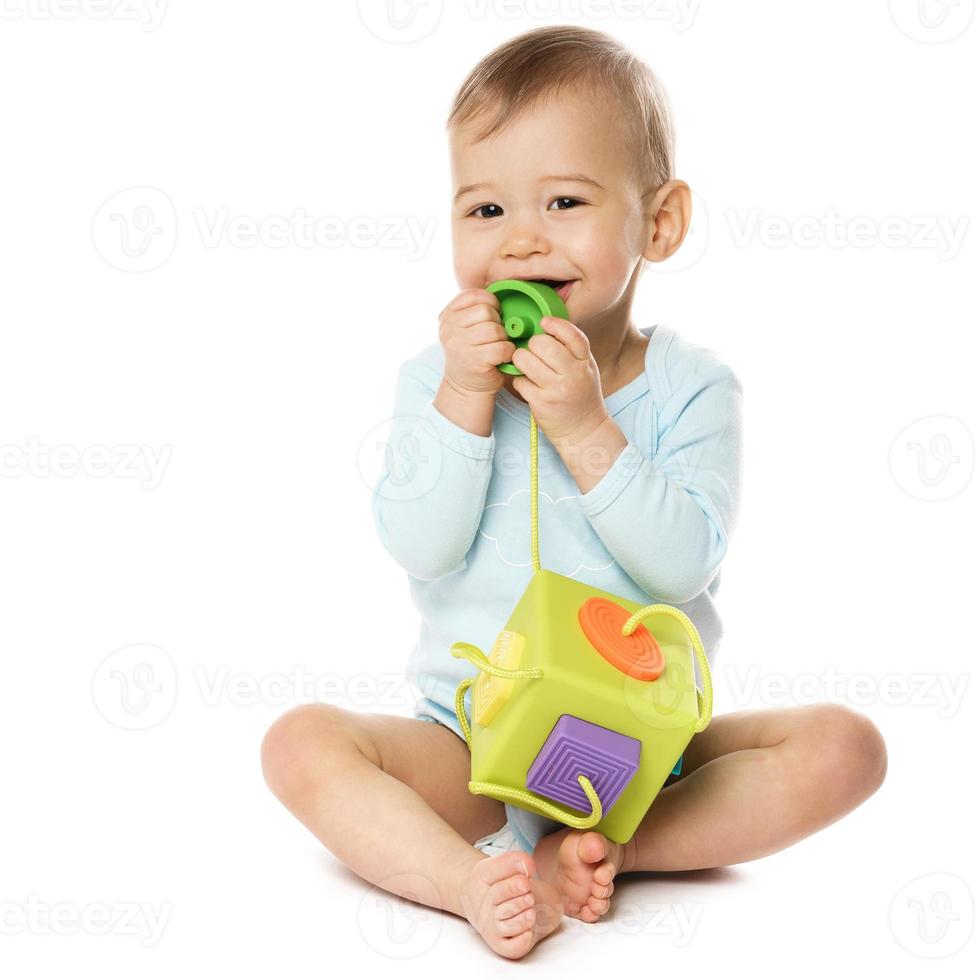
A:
370,357,496,581
576,336,743,604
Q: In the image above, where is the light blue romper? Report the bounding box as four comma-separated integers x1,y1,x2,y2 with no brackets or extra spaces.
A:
372,323,743,855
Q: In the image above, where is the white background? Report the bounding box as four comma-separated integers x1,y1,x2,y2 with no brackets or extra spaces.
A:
1,1,977,975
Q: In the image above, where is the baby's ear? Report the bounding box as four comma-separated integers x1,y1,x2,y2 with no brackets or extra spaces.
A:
643,180,692,263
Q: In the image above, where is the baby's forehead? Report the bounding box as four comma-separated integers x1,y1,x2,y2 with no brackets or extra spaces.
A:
451,86,619,144
449,94,635,189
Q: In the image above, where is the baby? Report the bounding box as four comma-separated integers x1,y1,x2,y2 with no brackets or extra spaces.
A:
261,25,888,959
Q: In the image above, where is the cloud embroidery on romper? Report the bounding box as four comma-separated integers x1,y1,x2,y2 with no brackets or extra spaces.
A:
479,489,615,577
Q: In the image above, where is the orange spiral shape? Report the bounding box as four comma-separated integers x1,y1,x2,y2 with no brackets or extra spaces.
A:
578,597,665,682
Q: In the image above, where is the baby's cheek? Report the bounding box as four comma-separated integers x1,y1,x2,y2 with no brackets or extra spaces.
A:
585,249,637,305
579,221,635,277
450,228,482,282
451,251,473,287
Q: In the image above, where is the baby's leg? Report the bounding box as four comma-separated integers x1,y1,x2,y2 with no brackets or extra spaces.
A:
260,704,564,958
623,702,888,873
534,703,887,922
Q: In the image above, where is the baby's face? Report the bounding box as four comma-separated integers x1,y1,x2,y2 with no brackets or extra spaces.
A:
449,88,653,326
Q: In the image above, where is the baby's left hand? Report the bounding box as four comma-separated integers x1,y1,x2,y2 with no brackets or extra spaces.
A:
510,316,610,448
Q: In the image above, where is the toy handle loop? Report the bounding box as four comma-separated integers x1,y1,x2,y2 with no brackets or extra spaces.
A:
450,642,544,748
622,604,713,733
468,775,603,829
451,642,543,681
453,677,475,748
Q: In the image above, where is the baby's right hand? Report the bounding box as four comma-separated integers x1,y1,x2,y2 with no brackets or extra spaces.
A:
438,288,516,397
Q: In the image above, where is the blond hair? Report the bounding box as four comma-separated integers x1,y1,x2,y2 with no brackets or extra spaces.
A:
446,25,675,199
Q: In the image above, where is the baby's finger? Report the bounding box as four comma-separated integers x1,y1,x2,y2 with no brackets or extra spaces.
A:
478,339,516,368
467,321,511,347
539,316,590,360
453,303,502,329
443,288,500,315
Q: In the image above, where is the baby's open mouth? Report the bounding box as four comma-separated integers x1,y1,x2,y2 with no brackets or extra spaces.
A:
536,279,575,301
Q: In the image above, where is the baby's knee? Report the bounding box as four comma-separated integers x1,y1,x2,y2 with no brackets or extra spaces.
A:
260,703,362,803
798,703,888,796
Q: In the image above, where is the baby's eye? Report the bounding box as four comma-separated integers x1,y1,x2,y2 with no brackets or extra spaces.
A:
548,197,583,211
469,203,504,219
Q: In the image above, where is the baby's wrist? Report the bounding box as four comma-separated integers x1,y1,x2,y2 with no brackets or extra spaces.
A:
435,377,497,438
441,375,499,403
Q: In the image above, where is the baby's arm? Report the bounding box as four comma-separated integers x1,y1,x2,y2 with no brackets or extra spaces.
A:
577,335,742,604
371,358,495,581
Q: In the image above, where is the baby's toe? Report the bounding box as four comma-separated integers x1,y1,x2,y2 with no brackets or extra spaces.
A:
594,861,615,886
577,831,607,864
587,894,611,918
497,892,535,922
497,927,536,959
591,878,614,900
499,907,537,938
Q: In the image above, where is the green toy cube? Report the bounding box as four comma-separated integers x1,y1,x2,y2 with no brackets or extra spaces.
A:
459,568,707,844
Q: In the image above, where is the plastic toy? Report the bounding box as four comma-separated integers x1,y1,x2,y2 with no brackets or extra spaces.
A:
487,279,569,375
449,279,713,845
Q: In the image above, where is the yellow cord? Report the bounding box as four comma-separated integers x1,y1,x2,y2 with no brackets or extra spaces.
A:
448,407,712,831
468,774,602,828
451,410,543,745
450,641,543,747
530,410,540,572
530,409,711,729
450,628,601,823
622,605,714,732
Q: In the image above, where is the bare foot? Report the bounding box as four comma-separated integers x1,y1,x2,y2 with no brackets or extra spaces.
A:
458,851,564,959
532,828,629,922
